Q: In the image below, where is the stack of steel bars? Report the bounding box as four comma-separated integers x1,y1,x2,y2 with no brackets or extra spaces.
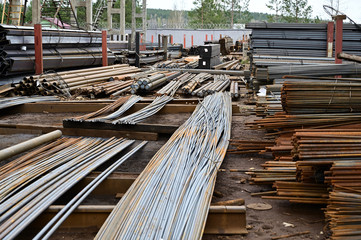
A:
95,92,231,240
0,24,115,75
0,95,58,110
0,136,136,239
10,64,140,97
191,75,230,97
156,72,191,96
281,81,361,114
130,71,180,94
181,73,212,94
69,96,131,122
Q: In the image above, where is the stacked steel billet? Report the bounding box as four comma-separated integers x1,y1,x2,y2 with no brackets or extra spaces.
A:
0,95,58,110
181,73,212,94
247,23,361,57
194,75,230,97
292,130,361,162
96,92,231,240
33,141,148,240
326,184,361,240
253,55,335,68
228,140,274,154
230,81,239,99
281,81,361,114
156,72,191,96
263,181,329,204
12,64,140,97
90,95,143,122
69,96,131,122
0,137,135,239
113,95,173,124
0,24,115,75
247,113,361,132
257,63,361,83
130,72,181,94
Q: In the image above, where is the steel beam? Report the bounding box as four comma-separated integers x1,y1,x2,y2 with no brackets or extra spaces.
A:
327,21,334,57
333,15,346,64
102,30,108,66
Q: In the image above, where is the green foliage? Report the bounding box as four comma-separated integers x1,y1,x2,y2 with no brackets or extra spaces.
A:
189,0,226,27
266,0,313,23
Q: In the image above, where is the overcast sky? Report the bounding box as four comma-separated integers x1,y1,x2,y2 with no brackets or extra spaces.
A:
146,0,361,23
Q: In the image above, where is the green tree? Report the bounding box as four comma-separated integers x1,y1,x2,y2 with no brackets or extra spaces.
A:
266,0,282,22
281,0,312,23
189,0,225,28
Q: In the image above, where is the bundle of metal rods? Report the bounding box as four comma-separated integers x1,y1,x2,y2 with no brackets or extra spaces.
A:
95,92,231,240
0,136,135,239
228,139,275,154
79,80,133,97
181,73,212,94
113,95,173,125
263,181,329,204
90,95,143,122
230,81,239,99
213,59,243,70
156,72,191,96
192,75,230,97
247,112,361,134
281,81,361,114
0,95,58,110
0,24,115,75
11,64,140,97
130,71,180,94
69,96,131,122
292,130,361,162
325,160,361,239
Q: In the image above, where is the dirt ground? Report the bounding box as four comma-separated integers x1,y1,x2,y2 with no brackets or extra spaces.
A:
0,105,326,240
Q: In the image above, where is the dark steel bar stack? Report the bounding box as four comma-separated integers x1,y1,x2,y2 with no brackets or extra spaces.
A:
0,24,116,76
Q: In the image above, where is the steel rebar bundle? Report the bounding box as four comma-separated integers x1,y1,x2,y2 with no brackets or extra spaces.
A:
33,141,148,240
156,72,191,96
10,64,140,97
181,73,212,94
192,75,230,97
95,92,232,240
130,71,180,94
91,95,143,122
0,95,58,110
0,136,135,239
281,81,361,114
113,95,173,125
69,96,131,122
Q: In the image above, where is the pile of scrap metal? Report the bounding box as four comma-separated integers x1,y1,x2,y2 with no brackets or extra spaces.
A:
246,22,361,57
0,25,116,76
1,64,141,97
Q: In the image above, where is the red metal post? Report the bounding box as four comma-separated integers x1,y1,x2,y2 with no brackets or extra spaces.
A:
183,34,186,48
151,35,154,43
191,35,194,46
34,24,43,75
327,22,334,58
206,34,208,41
102,30,108,66
211,34,213,41
171,35,173,44
334,15,346,64
220,34,222,39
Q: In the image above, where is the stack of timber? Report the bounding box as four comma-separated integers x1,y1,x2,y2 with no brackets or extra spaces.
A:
0,24,115,76
6,64,140,97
